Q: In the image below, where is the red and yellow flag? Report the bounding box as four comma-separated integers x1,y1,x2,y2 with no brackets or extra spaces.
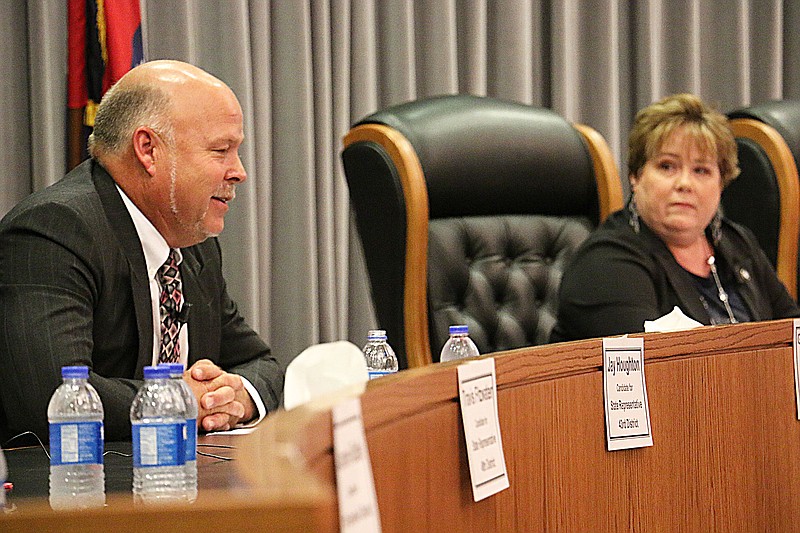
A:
67,0,143,170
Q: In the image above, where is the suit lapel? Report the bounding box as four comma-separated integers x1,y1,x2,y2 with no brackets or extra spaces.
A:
717,229,762,321
92,161,154,377
180,247,212,366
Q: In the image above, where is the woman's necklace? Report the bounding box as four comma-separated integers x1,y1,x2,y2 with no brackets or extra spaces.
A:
706,255,737,324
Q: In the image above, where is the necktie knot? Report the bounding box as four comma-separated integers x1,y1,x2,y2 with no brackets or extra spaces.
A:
158,249,181,285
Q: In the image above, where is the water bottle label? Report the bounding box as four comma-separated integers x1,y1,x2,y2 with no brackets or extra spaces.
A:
185,418,197,462
132,422,186,467
49,421,103,466
368,370,393,380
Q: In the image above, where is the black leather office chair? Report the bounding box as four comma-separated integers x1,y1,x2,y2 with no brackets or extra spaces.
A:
342,95,623,368
723,101,800,299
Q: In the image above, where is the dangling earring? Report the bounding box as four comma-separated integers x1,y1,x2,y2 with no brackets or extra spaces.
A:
710,210,722,245
628,194,640,234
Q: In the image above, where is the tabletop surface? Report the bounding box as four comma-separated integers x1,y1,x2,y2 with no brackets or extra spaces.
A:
2,434,245,509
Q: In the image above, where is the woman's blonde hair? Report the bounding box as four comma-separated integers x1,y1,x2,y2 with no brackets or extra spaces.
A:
627,93,740,187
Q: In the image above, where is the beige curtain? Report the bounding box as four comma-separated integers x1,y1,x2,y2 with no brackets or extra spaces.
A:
5,0,800,367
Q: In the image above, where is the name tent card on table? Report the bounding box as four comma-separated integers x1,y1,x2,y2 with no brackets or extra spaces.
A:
457,357,509,502
793,319,800,419
603,336,653,451
332,397,382,533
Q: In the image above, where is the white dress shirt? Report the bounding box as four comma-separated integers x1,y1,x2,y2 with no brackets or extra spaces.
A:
117,185,265,425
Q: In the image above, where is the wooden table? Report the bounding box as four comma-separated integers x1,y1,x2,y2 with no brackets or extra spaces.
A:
1,432,335,532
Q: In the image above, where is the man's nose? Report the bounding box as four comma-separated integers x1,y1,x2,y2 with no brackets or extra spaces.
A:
227,154,247,183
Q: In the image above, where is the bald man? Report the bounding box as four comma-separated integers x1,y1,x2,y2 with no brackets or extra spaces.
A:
0,61,283,442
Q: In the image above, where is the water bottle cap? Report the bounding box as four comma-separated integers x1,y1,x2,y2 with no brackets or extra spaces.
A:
143,365,170,379
449,324,469,335
61,365,89,379
161,363,185,376
367,329,387,341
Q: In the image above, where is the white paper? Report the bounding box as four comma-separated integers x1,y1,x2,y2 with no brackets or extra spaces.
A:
603,336,653,451
284,341,368,410
457,357,509,502
332,398,382,533
793,319,800,420
204,426,258,436
644,306,703,332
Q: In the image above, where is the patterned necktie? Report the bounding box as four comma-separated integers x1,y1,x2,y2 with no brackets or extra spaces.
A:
157,249,184,364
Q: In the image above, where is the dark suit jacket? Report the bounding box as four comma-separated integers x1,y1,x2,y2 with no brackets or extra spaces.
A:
551,209,800,342
0,159,283,442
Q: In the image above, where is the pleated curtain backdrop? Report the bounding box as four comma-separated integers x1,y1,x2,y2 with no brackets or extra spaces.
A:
4,0,800,367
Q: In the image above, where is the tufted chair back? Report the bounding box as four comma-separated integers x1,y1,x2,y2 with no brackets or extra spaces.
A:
342,95,623,368
724,101,800,299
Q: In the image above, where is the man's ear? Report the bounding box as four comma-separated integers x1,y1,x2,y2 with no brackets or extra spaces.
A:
132,127,160,176
628,172,638,192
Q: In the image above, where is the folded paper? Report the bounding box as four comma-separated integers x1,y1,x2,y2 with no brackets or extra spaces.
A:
284,341,368,410
644,306,703,333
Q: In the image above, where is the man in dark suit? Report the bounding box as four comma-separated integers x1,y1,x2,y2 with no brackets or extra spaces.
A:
0,60,283,442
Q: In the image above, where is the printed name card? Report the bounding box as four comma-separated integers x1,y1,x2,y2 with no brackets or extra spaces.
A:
603,336,653,451
793,319,800,420
457,357,509,502
332,398,382,533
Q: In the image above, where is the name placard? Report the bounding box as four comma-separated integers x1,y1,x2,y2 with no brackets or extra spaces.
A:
793,319,800,420
457,357,509,502
603,336,653,451
332,398,382,533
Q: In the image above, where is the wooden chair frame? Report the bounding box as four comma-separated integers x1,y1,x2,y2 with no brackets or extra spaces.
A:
343,122,623,367
729,118,800,299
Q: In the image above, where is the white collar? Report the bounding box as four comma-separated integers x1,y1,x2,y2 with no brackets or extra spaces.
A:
115,184,182,278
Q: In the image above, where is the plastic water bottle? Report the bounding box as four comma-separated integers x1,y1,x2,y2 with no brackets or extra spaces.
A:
48,365,105,510
439,324,480,362
130,365,188,504
362,329,399,379
164,363,198,503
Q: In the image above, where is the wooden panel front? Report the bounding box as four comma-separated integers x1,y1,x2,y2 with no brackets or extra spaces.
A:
290,320,799,532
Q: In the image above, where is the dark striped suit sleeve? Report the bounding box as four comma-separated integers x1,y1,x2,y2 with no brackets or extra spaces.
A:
0,196,140,442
